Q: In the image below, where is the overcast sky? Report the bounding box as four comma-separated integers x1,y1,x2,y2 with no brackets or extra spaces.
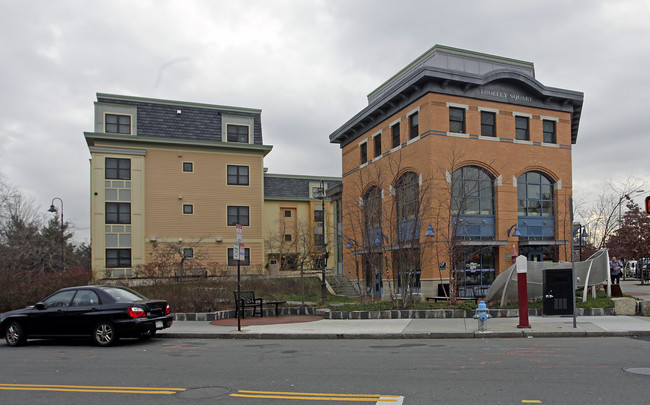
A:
1,0,649,242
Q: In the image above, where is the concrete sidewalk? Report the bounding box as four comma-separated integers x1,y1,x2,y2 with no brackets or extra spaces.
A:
159,280,650,340
159,315,650,339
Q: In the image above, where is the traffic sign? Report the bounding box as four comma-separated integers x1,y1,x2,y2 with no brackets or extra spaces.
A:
233,241,239,260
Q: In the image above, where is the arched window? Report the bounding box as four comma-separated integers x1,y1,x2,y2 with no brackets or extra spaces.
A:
451,166,495,239
364,187,381,229
396,172,419,221
517,171,555,242
395,172,419,242
363,186,382,244
394,172,421,295
517,171,554,217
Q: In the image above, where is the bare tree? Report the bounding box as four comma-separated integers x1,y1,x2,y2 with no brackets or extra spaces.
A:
265,220,322,305
135,239,209,279
340,151,435,307
422,145,506,305
576,178,646,250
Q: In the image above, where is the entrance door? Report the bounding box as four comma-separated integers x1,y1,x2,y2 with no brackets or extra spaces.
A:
527,251,544,262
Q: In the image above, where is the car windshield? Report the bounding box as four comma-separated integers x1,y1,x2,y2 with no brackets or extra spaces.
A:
102,287,147,303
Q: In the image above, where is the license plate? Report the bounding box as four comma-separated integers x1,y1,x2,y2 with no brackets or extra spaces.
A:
155,321,163,329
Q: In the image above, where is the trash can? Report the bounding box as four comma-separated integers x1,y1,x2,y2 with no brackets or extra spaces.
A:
543,268,574,316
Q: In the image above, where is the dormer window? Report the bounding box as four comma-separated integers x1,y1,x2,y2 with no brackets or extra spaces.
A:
106,114,131,134
227,124,249,143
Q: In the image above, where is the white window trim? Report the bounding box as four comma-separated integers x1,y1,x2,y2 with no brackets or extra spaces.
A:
407,109,421,144
104,112,134,135
406,136,419,146
446,102,469,110
448,132,470,139
224,123,252,144
478,106,499,114
182,161,194,173
359,139,369,166
389,120,402,151
372,132,383,161
512,112,533,118
540,115,559,122
226,164,251,186
407,107,420,117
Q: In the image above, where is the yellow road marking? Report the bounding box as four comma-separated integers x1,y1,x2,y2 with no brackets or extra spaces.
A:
522,401,542,404
239,390,395,397
0,383,185,395
231,390,399,402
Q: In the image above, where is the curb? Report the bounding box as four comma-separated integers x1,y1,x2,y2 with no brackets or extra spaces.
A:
173,306,617,321
157,330,650,340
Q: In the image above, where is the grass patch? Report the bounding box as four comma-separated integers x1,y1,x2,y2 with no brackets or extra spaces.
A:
325,289,618,312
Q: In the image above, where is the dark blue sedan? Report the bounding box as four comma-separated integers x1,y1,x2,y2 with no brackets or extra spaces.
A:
1,286,173,347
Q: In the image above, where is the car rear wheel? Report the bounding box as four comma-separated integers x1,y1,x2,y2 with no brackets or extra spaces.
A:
5,322,27,347
93,321,118,346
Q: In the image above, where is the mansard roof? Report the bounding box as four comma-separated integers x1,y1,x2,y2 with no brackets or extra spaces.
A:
264,173,341,200
94,93,265,145
329,45,583,147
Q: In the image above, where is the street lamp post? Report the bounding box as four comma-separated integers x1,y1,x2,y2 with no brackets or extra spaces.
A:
576,224,588,261
425,223,444,298
618,189,645,229
48,197,64,271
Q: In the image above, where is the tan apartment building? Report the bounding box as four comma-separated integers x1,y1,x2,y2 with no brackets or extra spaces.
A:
85,93,339,281
329,45,584,299
263,174,340,274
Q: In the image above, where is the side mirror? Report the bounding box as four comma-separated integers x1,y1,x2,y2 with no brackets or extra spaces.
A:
34,302,45,310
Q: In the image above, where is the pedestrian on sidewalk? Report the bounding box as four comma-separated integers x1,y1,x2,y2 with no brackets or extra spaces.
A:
610,256,623,284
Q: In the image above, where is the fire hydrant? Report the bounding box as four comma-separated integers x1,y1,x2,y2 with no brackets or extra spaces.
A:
473,300,492,331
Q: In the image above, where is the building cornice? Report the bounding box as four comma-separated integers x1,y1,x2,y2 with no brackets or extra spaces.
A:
330,46,583,147
96,93,261,114
84,132,273,156
264,173,342,181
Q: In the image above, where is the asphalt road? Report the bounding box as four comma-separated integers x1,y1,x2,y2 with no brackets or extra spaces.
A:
1,336,650,404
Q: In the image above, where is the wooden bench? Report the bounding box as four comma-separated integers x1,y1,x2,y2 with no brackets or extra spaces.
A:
233,291,286,318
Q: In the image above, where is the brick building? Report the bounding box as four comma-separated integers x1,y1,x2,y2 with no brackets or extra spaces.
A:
329,45,584,299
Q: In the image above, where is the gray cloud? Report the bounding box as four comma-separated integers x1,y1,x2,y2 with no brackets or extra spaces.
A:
1,0,649,242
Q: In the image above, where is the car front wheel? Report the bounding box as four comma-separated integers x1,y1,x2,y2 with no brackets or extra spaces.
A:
93,321,118,346
5,322,27,347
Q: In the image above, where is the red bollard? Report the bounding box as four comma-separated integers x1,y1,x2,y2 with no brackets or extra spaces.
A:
516,255,531,329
